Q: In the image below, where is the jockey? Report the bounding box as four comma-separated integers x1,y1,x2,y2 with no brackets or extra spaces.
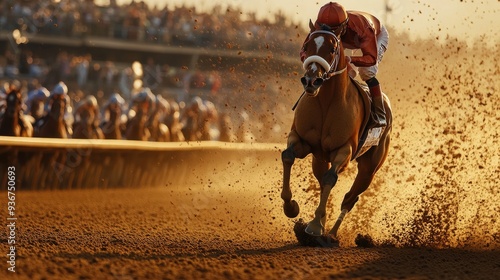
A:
26,86,50,120
301,2,389,128
128,87,155,118
75,95,99,123
103,93,126,114
101,93,126,124
49,81,74,133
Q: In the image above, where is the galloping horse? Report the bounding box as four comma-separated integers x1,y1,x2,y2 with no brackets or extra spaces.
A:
146,95,170,142
281,24,392,242
181,96,206,141
0,88,33,137
200,100,220,141
100,93,126,139
26,86,50,124
32,84,71,189
125,88,153,141
34,90,69,138
73,95,104,139
163,100,185,142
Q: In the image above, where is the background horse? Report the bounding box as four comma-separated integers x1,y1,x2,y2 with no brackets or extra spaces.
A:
125,89,153,141
281,25,392,243
181,97,205,141
163,100,185,142
100,93,126,140
34,93,69,138
26,86,50,124
200,100,220,141
146,95,170,142
73,95,104,139
0,88,33,137
0,88,33,185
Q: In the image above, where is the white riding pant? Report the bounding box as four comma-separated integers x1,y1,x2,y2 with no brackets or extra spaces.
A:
357,24,389,81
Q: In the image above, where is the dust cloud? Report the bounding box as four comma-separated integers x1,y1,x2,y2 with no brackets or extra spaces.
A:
269,29,499,249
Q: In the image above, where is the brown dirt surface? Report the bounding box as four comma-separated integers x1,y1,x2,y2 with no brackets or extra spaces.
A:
1,187,499,280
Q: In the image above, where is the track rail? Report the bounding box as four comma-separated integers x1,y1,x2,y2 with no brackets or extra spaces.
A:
0,137,282,190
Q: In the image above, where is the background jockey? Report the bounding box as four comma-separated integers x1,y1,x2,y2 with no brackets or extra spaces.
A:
300,2,389,128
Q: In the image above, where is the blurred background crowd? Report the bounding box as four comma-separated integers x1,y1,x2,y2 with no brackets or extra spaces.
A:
0,0,301,143
0,0,298,51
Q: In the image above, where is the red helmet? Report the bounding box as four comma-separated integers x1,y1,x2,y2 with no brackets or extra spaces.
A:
315,2,348,29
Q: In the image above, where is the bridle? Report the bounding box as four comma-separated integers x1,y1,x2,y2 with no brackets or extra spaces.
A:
293,29,347,111
302,29,346,82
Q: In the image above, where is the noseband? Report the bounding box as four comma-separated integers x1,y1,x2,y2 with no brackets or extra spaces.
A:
302,30,346,81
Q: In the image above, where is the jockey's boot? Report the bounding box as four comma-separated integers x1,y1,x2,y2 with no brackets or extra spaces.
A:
366,78,387,128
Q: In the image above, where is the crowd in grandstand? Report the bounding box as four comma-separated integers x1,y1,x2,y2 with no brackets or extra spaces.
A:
0,0,297,143
0,0,301,52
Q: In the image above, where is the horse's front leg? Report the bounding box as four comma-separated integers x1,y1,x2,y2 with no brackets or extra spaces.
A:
305,145,351,236
281,130,310,218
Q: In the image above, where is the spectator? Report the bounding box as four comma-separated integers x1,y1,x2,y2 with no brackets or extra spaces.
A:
119,66,134,101
75,54,91,90
142,57,162,91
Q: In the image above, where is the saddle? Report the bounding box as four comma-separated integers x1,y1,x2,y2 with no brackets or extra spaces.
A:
351,77,385,160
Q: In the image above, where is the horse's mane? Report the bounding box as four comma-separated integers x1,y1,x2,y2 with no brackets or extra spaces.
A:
319,24,333,32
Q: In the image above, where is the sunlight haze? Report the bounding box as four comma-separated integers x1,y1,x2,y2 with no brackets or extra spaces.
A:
101,0,499,46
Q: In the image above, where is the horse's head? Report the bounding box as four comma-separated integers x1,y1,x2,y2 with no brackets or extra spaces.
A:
28,87,50,118
48,93,67,120
300,23,345,96
5,89,23,116
77,95,98,124
132,88,155,116
103,93,125,120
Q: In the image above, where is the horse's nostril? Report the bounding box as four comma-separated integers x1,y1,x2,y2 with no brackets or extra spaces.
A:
313,78,324,87
300,77,308,86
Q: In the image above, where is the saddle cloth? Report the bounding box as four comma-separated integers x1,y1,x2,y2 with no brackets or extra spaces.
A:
351,77,385,160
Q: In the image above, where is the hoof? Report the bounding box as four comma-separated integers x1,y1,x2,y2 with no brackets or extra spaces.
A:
304,220,323,236
355,234,375,248
316,234,339,248
294,220,339,247
283,200,300,218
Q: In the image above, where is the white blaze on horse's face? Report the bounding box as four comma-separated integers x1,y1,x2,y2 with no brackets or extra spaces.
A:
314,36,325,54
310,63,318,73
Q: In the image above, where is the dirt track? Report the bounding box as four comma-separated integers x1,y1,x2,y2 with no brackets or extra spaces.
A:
0,186,498,279
2,3,500,279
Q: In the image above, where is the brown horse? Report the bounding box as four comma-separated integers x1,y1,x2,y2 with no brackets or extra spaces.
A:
100,93,126,139
125,89,154,141
281,24,392,242
31,90,70,189
33,93,69,138
0,88,33,137
73,95,104,139
200,100,219,141
146,95,170,142
27,87,50,124
181,97,206,141
163,100,185,142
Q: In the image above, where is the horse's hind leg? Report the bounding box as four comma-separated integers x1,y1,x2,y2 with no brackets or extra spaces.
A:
329,134,391,237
